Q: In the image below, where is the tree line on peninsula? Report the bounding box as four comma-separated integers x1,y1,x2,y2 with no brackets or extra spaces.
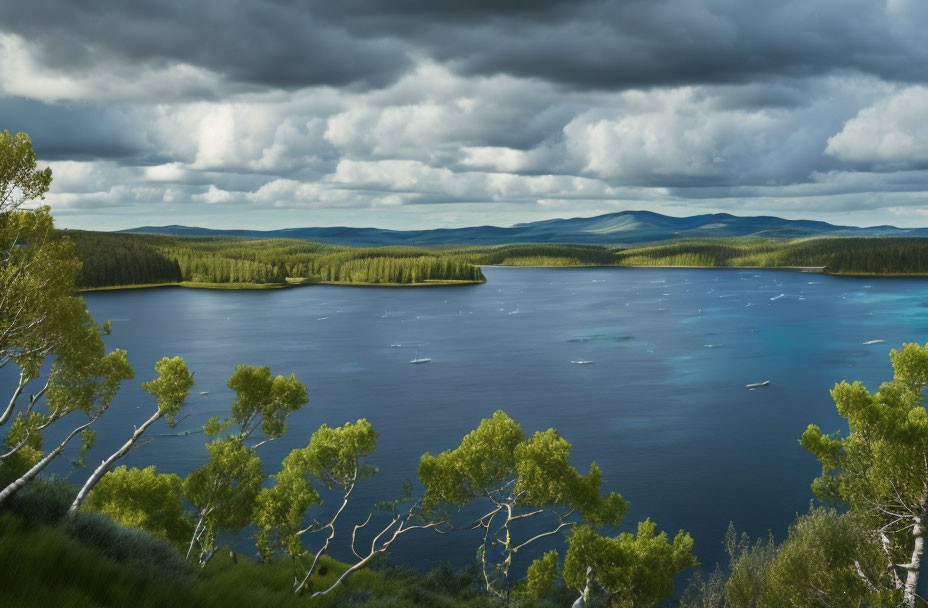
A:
5,130,928,607
65,229,928,290
68,230,486,287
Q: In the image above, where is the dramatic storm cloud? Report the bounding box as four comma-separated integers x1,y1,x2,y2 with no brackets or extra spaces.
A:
1,0,926,229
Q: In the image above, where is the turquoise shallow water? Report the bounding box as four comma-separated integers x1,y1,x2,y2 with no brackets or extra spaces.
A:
6,266,928,575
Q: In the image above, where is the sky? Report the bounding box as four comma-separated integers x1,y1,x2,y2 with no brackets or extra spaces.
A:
2,0,928,231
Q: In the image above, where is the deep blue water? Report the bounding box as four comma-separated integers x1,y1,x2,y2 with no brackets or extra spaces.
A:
7,267,928,576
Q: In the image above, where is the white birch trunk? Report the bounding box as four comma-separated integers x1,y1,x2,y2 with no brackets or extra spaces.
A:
68,408,163,513
571,566,592,608
0,419,94,504
903,518,924,608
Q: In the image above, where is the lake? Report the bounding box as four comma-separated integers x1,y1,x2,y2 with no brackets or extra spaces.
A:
9,266,928,575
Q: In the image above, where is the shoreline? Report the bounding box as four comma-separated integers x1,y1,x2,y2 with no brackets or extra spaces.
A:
480,264,824,271
78,278,484,293
77,265,928,293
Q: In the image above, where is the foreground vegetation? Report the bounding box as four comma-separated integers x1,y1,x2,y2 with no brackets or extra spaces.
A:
7,130,928,606
66,230,928,292
0,486,537,608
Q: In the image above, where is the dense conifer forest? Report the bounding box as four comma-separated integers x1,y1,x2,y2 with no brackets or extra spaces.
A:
66,230,928,290
65,231,485,288
610,237,928,273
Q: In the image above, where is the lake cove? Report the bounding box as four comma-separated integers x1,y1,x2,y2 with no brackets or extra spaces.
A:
15,266,927,575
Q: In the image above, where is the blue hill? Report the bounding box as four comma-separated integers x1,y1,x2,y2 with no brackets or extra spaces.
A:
121,211,928,246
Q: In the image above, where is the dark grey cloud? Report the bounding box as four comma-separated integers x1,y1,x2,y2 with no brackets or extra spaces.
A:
2,0,927,230
1,0,412,91
0,98,149,161
3,0,926,94
323,0,928,90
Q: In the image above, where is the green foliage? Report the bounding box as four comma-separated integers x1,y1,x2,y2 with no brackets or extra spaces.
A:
184,437,264,561
67,231,487,287
0,130,52,212
1,206,80,375
299,419,379,488
0,512,196,608
760,508,895,608
419,411,626,522
226,364,308,440
418,411,627,600
716,510,900,608
471,244,618,266
614,236,928,274
678,565,728,608
722,526,778,608
83,465,193,549
563,521,698,607
141,356,195,424
44,346,135,420
500,256,584,266
254,419,384,592
68,230,183,287
1,199,135,501
5,479,78,526
800,343,928,601
187,365,307,567
67,228,928,291
2,412,45,480
525,550,559,598
0,509,565,608
419,411,524,510
60,511,195,585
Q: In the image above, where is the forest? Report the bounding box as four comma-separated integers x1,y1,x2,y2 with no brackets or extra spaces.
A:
67,231,485,288
469,238,928,274
66,230,928,291
609,237,928,273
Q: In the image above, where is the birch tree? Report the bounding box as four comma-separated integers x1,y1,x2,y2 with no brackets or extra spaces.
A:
69,356,194,513
184,436,264,566
184,364,308,566
0,132,138,501
0,130,52,216
801,342,928,607
562,521,697,607
254,419,447,597
417,410,628,601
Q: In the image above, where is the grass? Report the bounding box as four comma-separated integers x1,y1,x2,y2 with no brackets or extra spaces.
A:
0,480,566,608
0,512,467,608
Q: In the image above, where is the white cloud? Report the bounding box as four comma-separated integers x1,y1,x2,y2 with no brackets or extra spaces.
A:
13,59,923,230
194,185,238,204
825,87,928,166
564,88,797,183
144,163,191,183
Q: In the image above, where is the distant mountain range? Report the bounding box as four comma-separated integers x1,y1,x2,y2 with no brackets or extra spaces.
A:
121,210,928,247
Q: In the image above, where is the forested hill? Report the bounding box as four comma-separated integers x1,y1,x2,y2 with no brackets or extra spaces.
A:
66,231,486,288
66,230,928,290
122,210,928,246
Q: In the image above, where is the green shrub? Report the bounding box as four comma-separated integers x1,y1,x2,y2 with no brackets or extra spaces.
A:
59,511,195,585
6,479,77,526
